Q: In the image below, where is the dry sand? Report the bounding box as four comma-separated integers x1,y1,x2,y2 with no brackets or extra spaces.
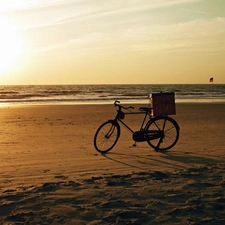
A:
0,103,225,224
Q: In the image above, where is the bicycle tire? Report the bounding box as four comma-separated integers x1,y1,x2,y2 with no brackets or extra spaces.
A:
146,116,179,151
94,120,120,153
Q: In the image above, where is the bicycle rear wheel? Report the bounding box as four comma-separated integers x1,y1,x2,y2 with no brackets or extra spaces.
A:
146,116,179,151
94,120,120,153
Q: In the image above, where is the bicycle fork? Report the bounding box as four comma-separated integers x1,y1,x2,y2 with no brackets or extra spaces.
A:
105,125,116,139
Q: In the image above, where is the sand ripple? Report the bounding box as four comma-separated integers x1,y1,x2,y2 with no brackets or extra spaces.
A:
0,164,225,225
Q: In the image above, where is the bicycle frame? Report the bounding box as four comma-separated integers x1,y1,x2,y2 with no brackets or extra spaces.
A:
113,107,152,134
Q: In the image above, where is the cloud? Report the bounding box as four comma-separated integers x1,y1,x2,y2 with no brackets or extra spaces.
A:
52,0,203,25
185,9,210,14
0,0,78,12
28,16,225,57
10,0,224,58
126,17,225,55
1,0,201,11
27,32,105,53
2,0,203,27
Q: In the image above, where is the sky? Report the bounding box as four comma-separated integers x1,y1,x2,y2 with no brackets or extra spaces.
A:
0,0,225,85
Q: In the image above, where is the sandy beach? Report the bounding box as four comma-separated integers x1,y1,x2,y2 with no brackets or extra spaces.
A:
0,103,225,224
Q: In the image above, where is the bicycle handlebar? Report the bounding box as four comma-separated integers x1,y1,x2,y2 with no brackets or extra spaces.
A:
114,100,134,111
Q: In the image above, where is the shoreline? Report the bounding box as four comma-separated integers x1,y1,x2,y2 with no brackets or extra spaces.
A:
1,98,225,107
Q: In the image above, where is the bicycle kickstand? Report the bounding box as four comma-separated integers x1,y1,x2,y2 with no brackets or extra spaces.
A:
133,142,137,147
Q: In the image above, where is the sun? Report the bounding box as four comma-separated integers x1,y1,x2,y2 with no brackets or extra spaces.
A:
0,17,22,73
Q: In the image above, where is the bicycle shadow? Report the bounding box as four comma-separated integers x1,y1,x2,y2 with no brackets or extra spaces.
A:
160,152,223,165
102,152,148,170
101,150,222,171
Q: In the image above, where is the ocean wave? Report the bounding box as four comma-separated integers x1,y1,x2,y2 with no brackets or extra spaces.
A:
0,84,224,105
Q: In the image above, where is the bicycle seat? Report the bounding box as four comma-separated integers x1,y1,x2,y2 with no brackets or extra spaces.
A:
139,107,151,112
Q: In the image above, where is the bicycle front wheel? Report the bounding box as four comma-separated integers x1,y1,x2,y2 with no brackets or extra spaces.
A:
94,120,120,153
146,116,179,151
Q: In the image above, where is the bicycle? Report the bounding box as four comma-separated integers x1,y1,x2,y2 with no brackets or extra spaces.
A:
94,100,180,153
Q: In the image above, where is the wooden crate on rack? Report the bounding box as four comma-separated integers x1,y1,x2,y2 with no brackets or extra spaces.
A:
150,92,176,116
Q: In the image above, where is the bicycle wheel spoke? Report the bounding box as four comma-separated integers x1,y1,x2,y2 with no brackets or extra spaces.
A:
146,116,179,151
94,121,120,153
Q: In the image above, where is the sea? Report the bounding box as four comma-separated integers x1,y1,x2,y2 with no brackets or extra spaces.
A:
0,84,224,105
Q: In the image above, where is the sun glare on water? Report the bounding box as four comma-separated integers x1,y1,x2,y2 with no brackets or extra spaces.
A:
0,16,22,73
